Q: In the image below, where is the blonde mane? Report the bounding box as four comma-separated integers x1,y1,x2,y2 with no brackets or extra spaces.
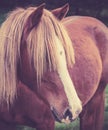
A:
0,7,75,106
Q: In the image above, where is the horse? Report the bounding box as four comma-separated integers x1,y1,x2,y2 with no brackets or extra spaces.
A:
0,3,108,130
0,3,82,130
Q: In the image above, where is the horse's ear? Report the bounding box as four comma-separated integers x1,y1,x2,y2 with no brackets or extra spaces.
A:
52,3,69,20
26,3,45,31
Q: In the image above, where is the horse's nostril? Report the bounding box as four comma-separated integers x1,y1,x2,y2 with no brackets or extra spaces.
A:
63,108,72,121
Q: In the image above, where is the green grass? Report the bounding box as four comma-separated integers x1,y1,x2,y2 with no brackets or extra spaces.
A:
105,87,108,111
16,120,80,130
104,87,108,130
55,120,79,130
16,126,35,130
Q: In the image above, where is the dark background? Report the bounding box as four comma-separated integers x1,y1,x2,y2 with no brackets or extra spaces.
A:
0,0,108,25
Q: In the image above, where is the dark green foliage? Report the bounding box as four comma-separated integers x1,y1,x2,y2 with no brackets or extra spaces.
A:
0,0,108,25
0,9,9,24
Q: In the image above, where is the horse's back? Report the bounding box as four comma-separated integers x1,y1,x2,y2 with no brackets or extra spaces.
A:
62,16,108,105
63,16,108,130
63,16,108,84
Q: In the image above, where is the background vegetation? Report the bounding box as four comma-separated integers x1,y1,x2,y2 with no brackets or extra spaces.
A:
0,0,108,130
0,0,108,25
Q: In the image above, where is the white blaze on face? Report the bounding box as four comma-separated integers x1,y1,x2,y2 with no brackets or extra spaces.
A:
55,37,82,120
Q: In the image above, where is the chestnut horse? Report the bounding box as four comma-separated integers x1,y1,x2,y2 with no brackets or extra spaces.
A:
0,3,108,130
0,3,82,130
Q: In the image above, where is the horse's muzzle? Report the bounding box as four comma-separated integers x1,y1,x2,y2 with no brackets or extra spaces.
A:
63,108,73,122
51,106,73,123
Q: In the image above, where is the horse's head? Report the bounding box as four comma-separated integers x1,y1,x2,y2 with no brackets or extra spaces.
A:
0,3,82,123
19,4,82,123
